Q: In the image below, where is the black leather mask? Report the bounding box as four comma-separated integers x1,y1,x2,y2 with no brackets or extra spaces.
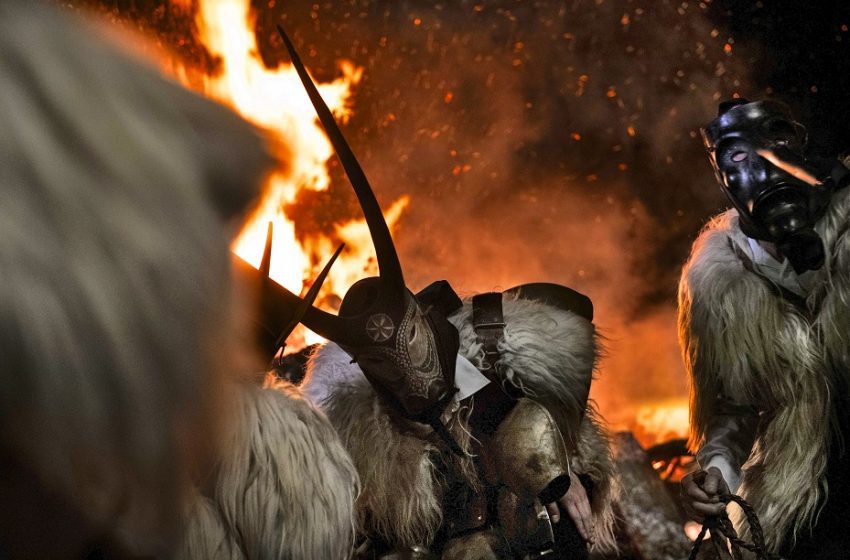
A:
702,99,849,273
335,278,461,424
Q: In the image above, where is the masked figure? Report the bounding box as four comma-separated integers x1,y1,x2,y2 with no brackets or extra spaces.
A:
305,288,618,559
680,99,850,557
267,26,617,559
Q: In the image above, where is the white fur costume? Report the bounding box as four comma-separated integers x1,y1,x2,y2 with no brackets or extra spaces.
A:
304,295,618,555
0,1,269,554
179,376,360,560
679,184,850,551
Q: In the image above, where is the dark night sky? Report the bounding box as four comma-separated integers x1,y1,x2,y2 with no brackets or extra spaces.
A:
71,0,850,430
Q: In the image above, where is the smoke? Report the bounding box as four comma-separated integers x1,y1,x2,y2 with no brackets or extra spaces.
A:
78,0,761,434
270,0,755,431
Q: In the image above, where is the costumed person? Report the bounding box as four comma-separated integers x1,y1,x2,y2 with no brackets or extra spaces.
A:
679,98,850,558
262,26,618,559
178,233,360,560
0,0,270,557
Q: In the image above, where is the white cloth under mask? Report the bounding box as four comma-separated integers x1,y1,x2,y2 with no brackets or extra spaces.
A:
453,354,491,401
737,236,819,297
307,343,490,405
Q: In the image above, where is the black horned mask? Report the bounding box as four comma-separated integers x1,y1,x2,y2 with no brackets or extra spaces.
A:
251,25,462,436
702,99,849,273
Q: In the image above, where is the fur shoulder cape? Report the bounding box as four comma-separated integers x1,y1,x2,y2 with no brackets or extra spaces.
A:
304,295,617,554
678,185,850,551
179,377,359,560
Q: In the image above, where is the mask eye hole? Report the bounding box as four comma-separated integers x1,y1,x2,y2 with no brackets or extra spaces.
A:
763,118,802,148
731,151,748,162
406,318,429,367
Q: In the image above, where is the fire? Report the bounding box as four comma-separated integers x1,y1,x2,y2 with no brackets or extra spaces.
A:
633,398,690,448
177,0,406,345
124,1,694,447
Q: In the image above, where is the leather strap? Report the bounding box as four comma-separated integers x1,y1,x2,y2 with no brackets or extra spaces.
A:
472,292,505,380
472,293,524,402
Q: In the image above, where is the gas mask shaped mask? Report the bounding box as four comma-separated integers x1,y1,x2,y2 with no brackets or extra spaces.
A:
702,99,849,273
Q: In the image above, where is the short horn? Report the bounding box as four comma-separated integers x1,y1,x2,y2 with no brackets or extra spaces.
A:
234,225,357,351
233,255,360,347
259,221,273,277
273,243,345,348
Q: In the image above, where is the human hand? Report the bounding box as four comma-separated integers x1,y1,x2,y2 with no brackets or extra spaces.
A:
545,471,594,543
680,467,729,522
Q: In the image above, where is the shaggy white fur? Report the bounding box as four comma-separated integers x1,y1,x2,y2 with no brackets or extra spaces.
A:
679,181,850,551
0,1,269,554
179,493,244,560
450,295,599,449
304,295,618,554
179,377,360,560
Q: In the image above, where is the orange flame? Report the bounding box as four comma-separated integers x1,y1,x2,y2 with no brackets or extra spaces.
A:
178,0,407,346
150,1,692,445
632,398,690,448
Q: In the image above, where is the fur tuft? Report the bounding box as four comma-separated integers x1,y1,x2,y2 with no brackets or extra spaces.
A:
451,295,600,448
0,2,269,553
572,404,619,554
305,344,445,546
178,493,244,560
180,378,360,560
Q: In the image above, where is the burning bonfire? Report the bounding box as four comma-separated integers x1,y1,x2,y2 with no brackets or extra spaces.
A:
162,0,408,348
91,1,701,556
108,0,694,450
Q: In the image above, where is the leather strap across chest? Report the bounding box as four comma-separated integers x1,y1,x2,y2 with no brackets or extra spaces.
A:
471,293,524,399
472,292,506,380
469,292,522,437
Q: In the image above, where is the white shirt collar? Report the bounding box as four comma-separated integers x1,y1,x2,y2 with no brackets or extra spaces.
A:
739,236,817,297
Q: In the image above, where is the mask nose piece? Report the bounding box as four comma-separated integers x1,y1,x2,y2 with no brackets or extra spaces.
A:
751,184,810,239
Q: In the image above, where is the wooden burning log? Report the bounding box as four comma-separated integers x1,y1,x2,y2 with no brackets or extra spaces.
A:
608,432,693,560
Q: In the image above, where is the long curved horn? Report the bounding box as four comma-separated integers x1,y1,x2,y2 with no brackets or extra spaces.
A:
276,24,406,295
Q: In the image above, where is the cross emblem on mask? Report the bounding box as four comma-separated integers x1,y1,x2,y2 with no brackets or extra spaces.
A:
366,313,395,342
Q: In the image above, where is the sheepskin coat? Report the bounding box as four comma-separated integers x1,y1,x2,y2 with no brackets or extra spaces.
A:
678,184,850,552
178,377,360,560
304,295,617,555
0,1,270,554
